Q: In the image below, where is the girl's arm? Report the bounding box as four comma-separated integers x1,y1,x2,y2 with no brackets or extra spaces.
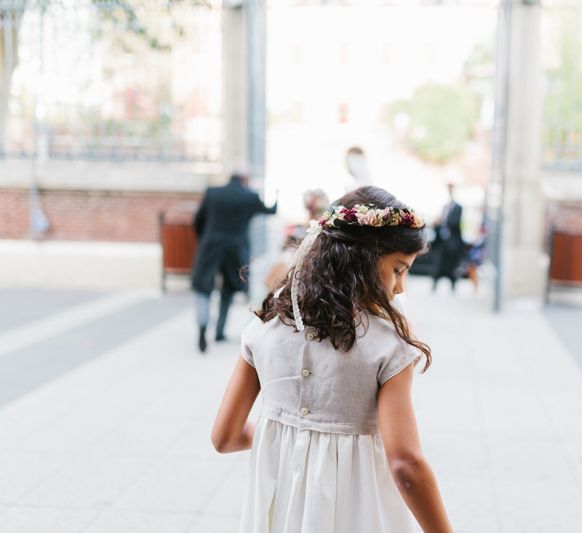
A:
377,364,453,533
211,355,261,453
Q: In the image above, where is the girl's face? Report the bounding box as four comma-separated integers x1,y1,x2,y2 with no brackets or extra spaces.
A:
378,252,417,300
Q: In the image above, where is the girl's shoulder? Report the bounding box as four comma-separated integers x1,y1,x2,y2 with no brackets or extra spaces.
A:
356,311,421,379
356,311,408,353
243,313,287,333
241,314,270,343
242,314,264,334
358,310,396,334
241,314,291,347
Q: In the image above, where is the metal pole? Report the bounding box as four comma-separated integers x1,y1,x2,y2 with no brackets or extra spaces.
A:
489,0,512,312
245,0,267,257
246,0,266,185
30,1,49,238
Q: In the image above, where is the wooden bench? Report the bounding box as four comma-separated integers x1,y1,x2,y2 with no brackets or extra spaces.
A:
545,227,582,303
159,204,199,291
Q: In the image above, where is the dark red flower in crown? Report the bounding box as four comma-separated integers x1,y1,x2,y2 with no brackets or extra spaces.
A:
340,207,358,222
400,212,414,226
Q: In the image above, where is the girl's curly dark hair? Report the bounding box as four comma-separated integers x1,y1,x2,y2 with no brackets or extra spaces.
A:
255,186,432,372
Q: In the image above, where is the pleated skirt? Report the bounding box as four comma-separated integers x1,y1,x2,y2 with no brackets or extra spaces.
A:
239,417,414,533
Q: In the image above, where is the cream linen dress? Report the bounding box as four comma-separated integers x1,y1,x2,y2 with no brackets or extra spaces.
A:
238,312,421,533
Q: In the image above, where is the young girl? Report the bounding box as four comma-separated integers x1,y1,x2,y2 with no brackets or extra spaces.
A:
212,186,453,533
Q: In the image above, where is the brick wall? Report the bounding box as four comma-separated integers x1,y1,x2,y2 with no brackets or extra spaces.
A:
0,190,30,239
0,189,201,242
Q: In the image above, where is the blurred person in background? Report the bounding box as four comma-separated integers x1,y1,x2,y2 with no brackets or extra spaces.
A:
465,215,488,294
303,188,330,221
191,170,277,353
432,183,464,292
263,189,329,291
345,146,373,191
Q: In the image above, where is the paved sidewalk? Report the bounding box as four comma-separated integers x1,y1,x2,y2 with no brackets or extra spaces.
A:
0,280,581,533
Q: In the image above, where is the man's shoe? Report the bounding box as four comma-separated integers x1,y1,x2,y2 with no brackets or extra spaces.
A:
215,333,227,342
198,326,207,353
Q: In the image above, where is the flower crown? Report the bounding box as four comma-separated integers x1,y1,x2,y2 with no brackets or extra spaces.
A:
319,204,424,229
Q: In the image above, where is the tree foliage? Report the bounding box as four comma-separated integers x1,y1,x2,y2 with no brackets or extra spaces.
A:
543,12,582,167
391,82,478,164
91,0,210,51
0,0,209,152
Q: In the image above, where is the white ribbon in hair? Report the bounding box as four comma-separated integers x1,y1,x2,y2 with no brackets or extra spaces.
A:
290,220,322,331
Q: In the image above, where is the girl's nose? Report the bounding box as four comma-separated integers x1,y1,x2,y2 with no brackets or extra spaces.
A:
395,279,405,295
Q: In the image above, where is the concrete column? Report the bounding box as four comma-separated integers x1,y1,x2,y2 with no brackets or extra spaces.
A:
221,1,248,184
502,0,546,298
222,0,268,262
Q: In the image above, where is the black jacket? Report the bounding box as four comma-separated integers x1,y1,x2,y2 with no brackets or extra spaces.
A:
434,202,463,249
191,179,277,294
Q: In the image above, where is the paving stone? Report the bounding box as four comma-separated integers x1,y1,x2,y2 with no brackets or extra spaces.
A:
188,511,242,533
0,289,106,333
0,295,190,407
21,452,154,508
84,510,196,533
0,451,73,504
114,457,233,514
0,507,98,533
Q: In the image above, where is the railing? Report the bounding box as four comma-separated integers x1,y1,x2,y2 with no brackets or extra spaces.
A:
0,0,222,163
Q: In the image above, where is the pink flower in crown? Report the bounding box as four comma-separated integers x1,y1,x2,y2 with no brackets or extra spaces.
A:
379,207,392,222
340,207,358,222
356,209,380,226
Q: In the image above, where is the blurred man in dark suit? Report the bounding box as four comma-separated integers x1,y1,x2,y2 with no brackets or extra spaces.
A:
432,183,464,292
191,171,277,353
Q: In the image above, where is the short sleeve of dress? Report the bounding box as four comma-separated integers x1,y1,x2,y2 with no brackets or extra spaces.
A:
377,340,421,386
240,317,260,368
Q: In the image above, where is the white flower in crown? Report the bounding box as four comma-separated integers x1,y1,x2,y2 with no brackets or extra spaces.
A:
319,210,332,224
320,206,341,226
